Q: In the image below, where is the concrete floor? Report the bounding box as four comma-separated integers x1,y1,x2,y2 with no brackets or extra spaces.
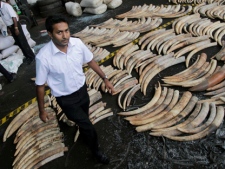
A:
0,0,225,168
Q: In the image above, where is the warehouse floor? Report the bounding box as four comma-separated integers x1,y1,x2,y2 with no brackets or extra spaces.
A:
1,0,225,169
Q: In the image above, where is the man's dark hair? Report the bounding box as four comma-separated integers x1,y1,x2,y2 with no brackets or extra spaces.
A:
45,15,69,33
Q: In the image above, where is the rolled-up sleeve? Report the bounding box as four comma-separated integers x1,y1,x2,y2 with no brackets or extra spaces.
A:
35,58,48,85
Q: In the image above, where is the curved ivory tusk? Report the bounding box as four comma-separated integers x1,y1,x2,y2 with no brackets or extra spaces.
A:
152,33,176,52
186,42,217,67
151,91,192,130
129,88,175,126
181,59,217,87
113,77,138,95
135,90,180,132
207,79,225,91
157,34,177,54
164,106,224,141
139,29,166,46
189,66,225,92
118,82,161,116
182,103,217,134
89,91,102,106
163,62,209,83
146,29,174,50
142,56,185,95
118,85,137,109
164,35,193,55
126,84,141,108
113,43,134,67
150,102,202,136
178,101,210,133
89,106,105,119
118,45,140,69
163,53,206,79
89,101,106,115
92,112,113,124
153,96,198,130
167,35,209,54
174,40,211,58
13,130,62,166
126,87,168,121
141,29,166,50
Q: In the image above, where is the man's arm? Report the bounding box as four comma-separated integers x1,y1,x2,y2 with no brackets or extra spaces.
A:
12,17,19,35
87,59,115,94
36,84,49,122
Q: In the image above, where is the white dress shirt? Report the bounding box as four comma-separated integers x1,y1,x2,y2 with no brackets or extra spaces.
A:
0,1,18,26
35,38,93,97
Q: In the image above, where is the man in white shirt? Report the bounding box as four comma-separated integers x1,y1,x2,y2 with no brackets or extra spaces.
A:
0,0,35,63
35,15,115,164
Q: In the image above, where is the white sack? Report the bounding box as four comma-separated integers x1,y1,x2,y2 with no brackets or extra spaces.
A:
16,48,23,56
1,45,19,59
65,2,82,17
80,0,103,8
0,35,15,50
107,0,122,9
103,0,112,4
21,24,31,39
83,4,107,14
0,53,24,75
27,38,36,48
0,53,3,60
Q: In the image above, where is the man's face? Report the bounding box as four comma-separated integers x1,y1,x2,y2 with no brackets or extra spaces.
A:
48,22,70,48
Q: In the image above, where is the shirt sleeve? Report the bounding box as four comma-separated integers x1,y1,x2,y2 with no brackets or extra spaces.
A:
79,39,93,64
6,4,18,19
35,57,48,86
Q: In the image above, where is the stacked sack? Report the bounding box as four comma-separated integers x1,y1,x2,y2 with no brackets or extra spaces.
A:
65,0,122,16
0,17,36,60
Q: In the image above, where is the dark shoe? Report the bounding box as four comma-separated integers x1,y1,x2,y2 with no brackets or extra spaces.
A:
8,73,16,83
94,151,110,164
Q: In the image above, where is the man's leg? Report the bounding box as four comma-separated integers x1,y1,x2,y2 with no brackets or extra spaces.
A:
9,23,35,60
0,64,15,82
56,88,110,164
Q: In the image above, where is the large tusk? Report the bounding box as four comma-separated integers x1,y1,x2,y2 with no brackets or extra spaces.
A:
207,79,225,91
150,102,202,136
164,106,224,141
151,91,192,130
142,56,185,95
186,42,217,67
178,102,210,133
118,82,161,116
189,66,225,91
129,88,176,126
126,87,168,121
135,90,180,132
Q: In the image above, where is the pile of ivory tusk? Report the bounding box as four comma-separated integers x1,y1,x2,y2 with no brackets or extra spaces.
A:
169,0,223,4
162,53,219,88
3,97,68,169
90,17,163,33
118,83,224,141
85,65,138,95
118,84,141,111
84,43,110,66
113,43,186,95
193,2,225,21
138,28,216,66
72,27,140,47
172,13,225,46
116,4,192,18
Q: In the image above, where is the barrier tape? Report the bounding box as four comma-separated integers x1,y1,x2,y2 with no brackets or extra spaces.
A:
0,90,50,127
0,3,196,127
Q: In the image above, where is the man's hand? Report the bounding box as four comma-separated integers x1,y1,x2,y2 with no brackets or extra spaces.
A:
104,79,115,94
15,29,19,36
39,110,50,123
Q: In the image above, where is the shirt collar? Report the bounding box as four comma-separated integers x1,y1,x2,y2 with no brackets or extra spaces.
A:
50,37,75,55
